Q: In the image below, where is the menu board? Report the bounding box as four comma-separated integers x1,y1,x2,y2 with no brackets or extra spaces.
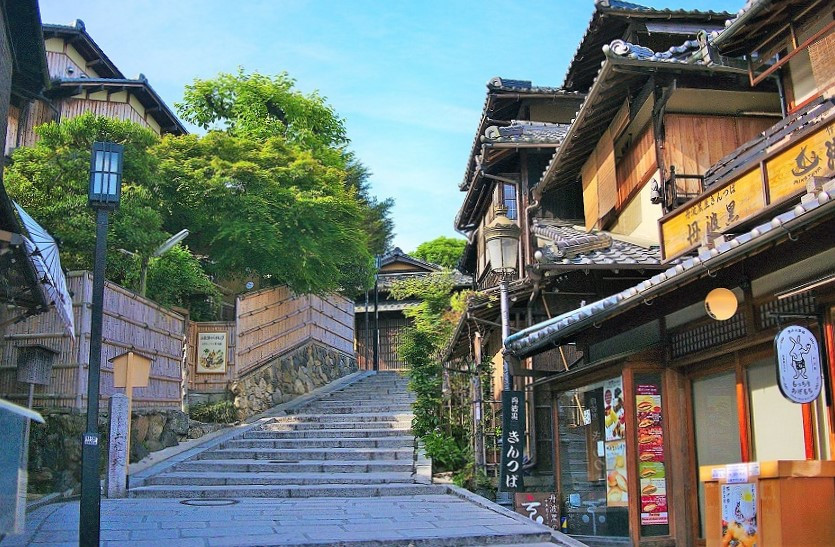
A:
636,384,668,525
514,492,560,529
721,483,757,546
604,378,627,507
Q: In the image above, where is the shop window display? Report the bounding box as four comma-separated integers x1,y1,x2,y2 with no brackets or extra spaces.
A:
557,378,629,538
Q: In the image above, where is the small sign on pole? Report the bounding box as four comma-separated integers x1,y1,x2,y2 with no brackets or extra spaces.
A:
775,325,822,404
500,390,525,492
109,351,153,466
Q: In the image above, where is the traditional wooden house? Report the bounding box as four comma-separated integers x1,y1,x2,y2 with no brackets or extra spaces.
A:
355,247,470,371
5,19,185,157
445,3,735,493
504,0,835,544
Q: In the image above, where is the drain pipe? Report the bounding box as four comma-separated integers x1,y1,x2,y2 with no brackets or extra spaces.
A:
523,303,537,471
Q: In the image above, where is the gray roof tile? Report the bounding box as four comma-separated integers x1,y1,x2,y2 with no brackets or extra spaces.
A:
482,121,569,145
532,221,661,267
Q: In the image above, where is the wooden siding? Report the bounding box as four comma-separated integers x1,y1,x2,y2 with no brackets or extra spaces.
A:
616,124,657,209
5,103,19,156
0,272,187,410
581,127,618,230
661,114,774,180
59,97,155,133
46,50,89,80
9,99,55,151
186,322,236,394
235,287,355,376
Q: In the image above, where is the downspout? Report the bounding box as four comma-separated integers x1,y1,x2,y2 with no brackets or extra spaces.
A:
774,71,788,118
523,304,537,470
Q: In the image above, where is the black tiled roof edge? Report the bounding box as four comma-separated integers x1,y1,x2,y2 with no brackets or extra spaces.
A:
482,121,570,145
606,38,701,63
532,222,661,266
52,78,187,135
562,0,733,91
42,20,124,79
459,77,583,191
534,35,749,197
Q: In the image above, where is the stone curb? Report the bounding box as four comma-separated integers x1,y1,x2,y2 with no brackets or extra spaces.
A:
443,484,588,547
413,439,432,485
129,370,375,489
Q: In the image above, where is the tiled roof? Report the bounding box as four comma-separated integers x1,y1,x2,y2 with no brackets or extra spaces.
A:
51,78,187,135
535,36,748,197
533,221,662,268
482,121,569,145
460,77,583,191
562,1,731,92
42,20,124,79
380,247,442,272
506,179,835,358
605,38,701,63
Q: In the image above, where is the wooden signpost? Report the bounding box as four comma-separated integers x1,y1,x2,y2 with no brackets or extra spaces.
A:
110,351,152,463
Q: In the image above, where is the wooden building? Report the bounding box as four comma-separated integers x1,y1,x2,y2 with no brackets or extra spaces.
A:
445,3,734,490
4,19,185,158
502,0,835,545
355,247,471,371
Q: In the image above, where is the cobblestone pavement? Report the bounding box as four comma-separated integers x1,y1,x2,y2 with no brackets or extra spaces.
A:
2,495,567,546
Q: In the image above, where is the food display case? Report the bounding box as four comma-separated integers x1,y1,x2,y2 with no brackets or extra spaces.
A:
700,460,835,546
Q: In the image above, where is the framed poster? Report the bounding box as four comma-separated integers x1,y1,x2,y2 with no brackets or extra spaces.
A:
197,332,227,373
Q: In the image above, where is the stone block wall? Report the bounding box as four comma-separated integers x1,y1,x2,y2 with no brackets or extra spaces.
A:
27,408,222,494
230,341,357,419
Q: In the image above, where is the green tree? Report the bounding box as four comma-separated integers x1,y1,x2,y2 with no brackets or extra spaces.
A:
177,69,395,257
141,245,221,321
151,131,373,295
4,114,168,281
412,236,467,269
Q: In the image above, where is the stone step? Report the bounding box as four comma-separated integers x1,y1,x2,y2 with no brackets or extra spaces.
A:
275,413,409,422
172,459,414,474
130,483,447,499
197,447,413,461
265,420,408,430
225,436,414,449
145,471,417,486
245,428,412,439
297,405,414,414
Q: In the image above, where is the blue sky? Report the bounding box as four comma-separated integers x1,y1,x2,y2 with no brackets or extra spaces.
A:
40,0,738,253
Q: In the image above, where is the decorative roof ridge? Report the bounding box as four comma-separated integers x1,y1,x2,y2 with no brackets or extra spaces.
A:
482,120,570,144
533,222,613,257
380,247,443,272
605,38,701,63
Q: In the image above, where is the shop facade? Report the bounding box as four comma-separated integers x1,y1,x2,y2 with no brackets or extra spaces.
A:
503,1,835,541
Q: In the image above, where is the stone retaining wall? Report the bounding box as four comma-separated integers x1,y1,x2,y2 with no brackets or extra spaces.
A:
230,341,357,419
27,409,223,494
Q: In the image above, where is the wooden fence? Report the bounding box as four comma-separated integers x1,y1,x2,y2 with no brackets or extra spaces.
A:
188,286,355,393
0,271,187,409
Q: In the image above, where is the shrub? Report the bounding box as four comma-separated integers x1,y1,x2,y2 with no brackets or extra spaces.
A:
423,430,469,472
188,400,237,423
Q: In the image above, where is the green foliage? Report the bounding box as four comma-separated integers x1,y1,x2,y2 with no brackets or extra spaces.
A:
344,156,395,255
422,430,469,472
143,245,221,321
151,132,374,295
412,236,467,269
5,114,168,277
177,68,347,160
188,400,237,424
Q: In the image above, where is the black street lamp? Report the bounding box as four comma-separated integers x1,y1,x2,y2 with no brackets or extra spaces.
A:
80,141,123,546
372,254,382,372
484,206,520,392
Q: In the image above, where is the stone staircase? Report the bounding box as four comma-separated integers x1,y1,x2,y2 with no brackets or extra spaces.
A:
131,372,446,498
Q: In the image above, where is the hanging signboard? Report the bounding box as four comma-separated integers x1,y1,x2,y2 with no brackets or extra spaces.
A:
636,383,668,525
514,492,559,529
500,390,525,491
775,325,822,404
196,332,228,374
659,118,835,261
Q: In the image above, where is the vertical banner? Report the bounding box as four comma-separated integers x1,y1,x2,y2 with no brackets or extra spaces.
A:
197,332,227,373
604,377,627,506
500,390,525,491
636,383,668,525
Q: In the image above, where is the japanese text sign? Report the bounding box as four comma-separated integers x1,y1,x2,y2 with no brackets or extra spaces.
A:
500,390,526,492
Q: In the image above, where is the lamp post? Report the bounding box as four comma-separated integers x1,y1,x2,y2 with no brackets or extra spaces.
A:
485,205,523,493
484,206,521,392
80,141,123,546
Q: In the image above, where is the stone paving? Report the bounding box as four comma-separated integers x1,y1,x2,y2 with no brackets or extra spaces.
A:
2,372,580,546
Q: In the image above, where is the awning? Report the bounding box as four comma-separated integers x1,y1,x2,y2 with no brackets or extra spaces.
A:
11,203,75,340
505,181,835,359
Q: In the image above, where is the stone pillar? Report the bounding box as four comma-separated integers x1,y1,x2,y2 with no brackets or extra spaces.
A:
105,394,129,498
